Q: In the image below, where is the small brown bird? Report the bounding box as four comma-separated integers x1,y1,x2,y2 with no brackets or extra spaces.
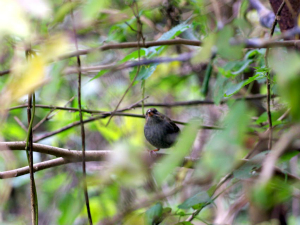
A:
144,108,180,152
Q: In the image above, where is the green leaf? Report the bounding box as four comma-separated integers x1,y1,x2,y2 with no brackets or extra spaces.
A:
233,161,261,180
220,59,253,78
135,64,159,81
270,50,300,121
233,151,269,180
255,111,283,125
145,203,163,225
114,22,192,83
158,22,191,41
279,151,299,163
231,59,252,75
82,0,111,21
175,222,194,225
202,102,252,177
120,49,147,63
153,119,199,185
58,189,83,225
224,72,264,97
216,26,243,60
251,177,292,209
178,191,211,209
51,2,79,26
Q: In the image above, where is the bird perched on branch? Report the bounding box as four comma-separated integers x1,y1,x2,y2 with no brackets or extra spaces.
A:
144,108,180,152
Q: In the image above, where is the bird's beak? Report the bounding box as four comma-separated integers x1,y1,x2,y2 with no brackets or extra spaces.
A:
148,112,154,117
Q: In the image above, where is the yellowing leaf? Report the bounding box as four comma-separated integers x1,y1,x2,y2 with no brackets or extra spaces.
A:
40,34,70,61
1,56,47,109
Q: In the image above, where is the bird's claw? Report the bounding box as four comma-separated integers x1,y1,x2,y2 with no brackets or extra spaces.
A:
148,149,159,157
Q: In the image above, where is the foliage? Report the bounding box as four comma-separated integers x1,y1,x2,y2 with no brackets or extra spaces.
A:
0,0,300,225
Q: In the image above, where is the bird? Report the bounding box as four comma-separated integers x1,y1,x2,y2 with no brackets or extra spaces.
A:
144,108,180,152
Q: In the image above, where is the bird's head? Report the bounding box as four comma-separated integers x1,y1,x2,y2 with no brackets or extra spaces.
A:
145,108,163,123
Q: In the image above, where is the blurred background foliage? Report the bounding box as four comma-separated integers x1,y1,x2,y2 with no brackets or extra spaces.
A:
1,0,300,224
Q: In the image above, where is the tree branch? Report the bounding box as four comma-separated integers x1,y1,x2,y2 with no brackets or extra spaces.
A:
0,142,196,179
2,37,300,77
9,94,274,112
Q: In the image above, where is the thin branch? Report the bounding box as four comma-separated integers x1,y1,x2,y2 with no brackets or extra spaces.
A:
2,38,300,77
0,142,111,159
105,2,143,126
60,39,201,59
1,141,299,185
9,94,274,113
0,142,197,179
264,0,285,150
13,116,27,132
32,112,222,143
102,177,212,225
33,96,74,131
0,69,9,76
25,49,38,225
70,6,93,225
0,36,298,78
64,52,195,75
259,125,300,184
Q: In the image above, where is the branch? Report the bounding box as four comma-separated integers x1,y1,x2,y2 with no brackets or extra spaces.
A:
0,142,196,179
2,37,300,77
64,52,195,75
258,125,300,184
32,112,221,142
9,94,274,112
264,0,285,150
71,5,93,224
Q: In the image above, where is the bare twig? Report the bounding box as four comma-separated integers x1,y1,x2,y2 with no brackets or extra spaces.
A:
259,125,300,184
33,97,75,131
264,1,285,149
106,2,144,126
32,112,221,143
0,142,197,179
70,6,93,225
64,52,195,75
9,94,274,113
25,50,38,225
2,38,300,78
13,116,27,132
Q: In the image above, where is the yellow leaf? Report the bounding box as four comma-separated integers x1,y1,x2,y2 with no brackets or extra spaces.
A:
1,56,47,109
40,34,70,61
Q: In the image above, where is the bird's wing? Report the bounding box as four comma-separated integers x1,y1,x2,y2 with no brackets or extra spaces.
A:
165,116,180,133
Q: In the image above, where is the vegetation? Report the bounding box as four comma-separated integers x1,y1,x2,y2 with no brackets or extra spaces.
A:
0,0,300,224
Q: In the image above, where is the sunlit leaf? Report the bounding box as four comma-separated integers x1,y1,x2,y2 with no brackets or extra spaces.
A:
40,34,70,61
3,56,47,105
